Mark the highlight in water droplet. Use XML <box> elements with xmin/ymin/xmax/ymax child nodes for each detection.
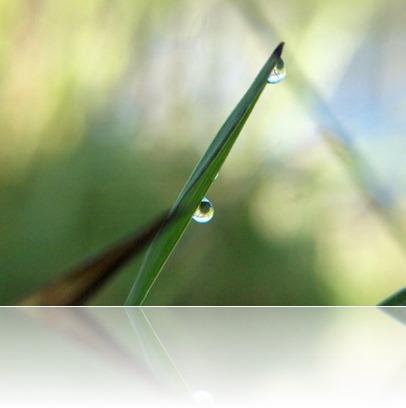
<box><xmin>267</xmin><ymin>58</ymin><xmax>286</xmax><ymax>84</ymax></box>
<box><xmin>192</xmin><ymin>197</ymin><xmax>214</xmax><ymax>224</ymax></box>
<box><xmin>193</xmin><ymin>390</ymin><xmax>214</xmax><ymax>405</ymax></box>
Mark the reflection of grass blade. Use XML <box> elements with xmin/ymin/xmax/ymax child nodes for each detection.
<box><xmin>125</xmin><ymin>308</ymin><xmax>191</xmax><ymax>394</ymax></box>
<box><xmin>379</xmin><ymin>288</ymin><xmax>406</xmax><ymax>306</ymax></box>
<box><xmin>125</xmin><ymin>43</ymin><xmax>285</xmax><ymax>305</ymax></box>
<box><xmin>20</xmin><ymin>212</ymin><xmax>172</xmax><ymax>305</ymax></box>
<box><xmin>21</xmin><ymin>308</ymin><xmax>158</xmax><ymax>383</ymax></box>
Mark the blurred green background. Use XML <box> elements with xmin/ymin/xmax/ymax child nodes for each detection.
<box><xmin>1</xmin><ymin>0</ymin><xmax>405</xmax><ymax>305</ymax></box>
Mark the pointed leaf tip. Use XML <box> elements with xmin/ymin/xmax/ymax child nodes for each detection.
<box><xmin>272</xmin><ymin>42</ymin><xmax>285</xmax><ymax>58</ymax></box>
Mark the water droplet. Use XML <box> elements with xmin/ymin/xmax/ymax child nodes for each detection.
<box><xmin>192</xmin><ymin>197</ymin><xmax>214</xmax><ymax>224</ymax></box>
<box><xmin>267</xmin><ymin>58</ymin><xmax>286</xmax><ymax>84</ymax></box>
<box><xmin>193</xmin><ymin>390</ymin><xmax>214</xmax><ymax>405</ymax></box>
<box><xmin>214</xmin><ymin>173</ymin><xmax>219</xmax><ymax>181</ymax></box>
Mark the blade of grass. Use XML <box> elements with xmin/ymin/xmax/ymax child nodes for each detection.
<box><xmin>378</xmin><ymin>288</ymin><xmax>406</xmax><ymax>306</ymax></box>
<box><xmin>125</xmin><ymin>42</ymin><xmax>285</xmax><ymax>305</ymax></box>
<box><xmin>19</xmin><ymin>211</ymin><xmax>173</xmax><ymax>306</ymax></box>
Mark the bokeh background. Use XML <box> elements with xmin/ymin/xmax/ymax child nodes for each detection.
<box><xmin>0</xmin><ymin>0</ymin><xmax>405</xmax><ymax>305</ymax></box>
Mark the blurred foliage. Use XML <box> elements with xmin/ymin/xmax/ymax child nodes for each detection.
<box><xmin>0</xmin><ymin>0</ymin><xmax>405</xmax><ymax>304</ymax></box>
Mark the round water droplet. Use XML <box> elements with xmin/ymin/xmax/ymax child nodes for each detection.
<box><xmin>192</xmin><ymin>197</ymin><xmax>214</xmax><ymax>224</ymax></box>
<box><xmin>267</xmin><ymin>58</ymin><xmax>286</xmax><ymax>84</ymax></box>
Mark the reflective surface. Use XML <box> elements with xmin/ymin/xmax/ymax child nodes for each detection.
<box><xmin>0</xmin><ymin>307</ymin><xmax>405</xmax><ymax>407</ymax></box>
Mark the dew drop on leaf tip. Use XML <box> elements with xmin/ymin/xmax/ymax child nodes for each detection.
<box><xmin>267</xmin><ymin>58</ymin><xmax>286</xmax><ymax>84</ymax></box>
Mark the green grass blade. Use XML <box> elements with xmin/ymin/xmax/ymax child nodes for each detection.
<box><xmin>125</xmin><ymin>42</ymin><xmax>285</xmax><ymax>305</ymax></box>
<box><xmin>379</xmin><ymin>288</ymin><xmax>406</xmax><ymax>306</ymax></box>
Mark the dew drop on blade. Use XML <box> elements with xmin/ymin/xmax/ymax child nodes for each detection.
<box><xmin>192</xmin><ymin>197</ymin><xmax>214</xmax><ymax>224</ymax></box>
<box><xmin>267</xmin><ymin>58</ymin><xmax>286</xmax><ymax>84</ymax></box>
